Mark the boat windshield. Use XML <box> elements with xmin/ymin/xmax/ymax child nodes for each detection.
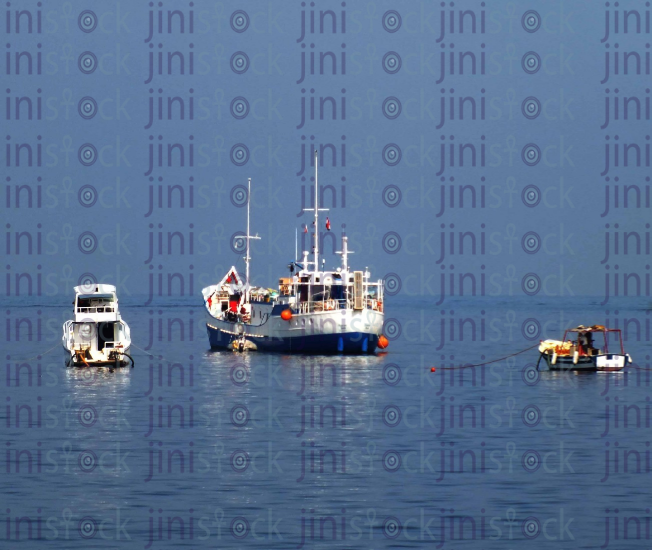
<box><xmin>77</xmin><ymin>294</ymin><xmax>116</xmax><ymax>312</ymax></box>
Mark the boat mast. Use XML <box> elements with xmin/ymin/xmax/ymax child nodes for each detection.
<box><xmin>246</xmin><ymin>177</ymin><xmax>251</xmax><ymax>300</ymax></box>
<box><xmin>244</xmin><ymin>177</ymin><xmax>260</xmax><ymax>303</ymax></box>
<box><xmin>313</xmin><ymin>149</ymin><xmax>319</xmax><ymax>272</ymax></box>
<box><xmin>302</xmin><ymin>150</ymin><xmax>327</xmax><ymax>273</ymax></box>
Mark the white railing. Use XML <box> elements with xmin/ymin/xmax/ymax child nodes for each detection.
<box><xmin>103</xmin><ymin>341</ymin><xmax>124</xmax><ymax>349</ymax></box>
<box><xmin>297</xmin><ymin>300</ymin><xmax>341</xmax><ymax>314</ymax></box>
<box><xmin>296</xmin><ymin>298</ymin><xmax>383</xmax><ymax>314</ymax></box>
<box><xmin>77</xmin><ymin>307</ymin><xmax>115</xmax><ymax>313</ymax></box>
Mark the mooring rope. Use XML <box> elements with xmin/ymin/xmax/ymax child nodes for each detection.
<box><xmin>626</xmin><ymin>364</ymin><xmax>652</xmax><ymax>371</ymax></box>
<box><xmin>5</xmin><ymin>343</ymin><xmax>62</xmax><ymax>362</ymax></box>
<box><xmin>433</xmin><ymin>343</ymin><xmax>541</xmax><ymax>370</ymax></box>
<box><xmin>130</xmin><ymin>343</ymin><xmax>192</xmax><ymax>366</ymax></box>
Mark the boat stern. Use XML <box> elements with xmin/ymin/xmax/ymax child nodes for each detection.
<box><xmin>595</xmin><ymin>354</ymin><xmax>628</xmax><ymax>372</ymax></box>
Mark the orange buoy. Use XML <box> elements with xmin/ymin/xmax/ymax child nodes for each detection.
<box><xmin>378</xmin><ymin>335</ymin><xmax>389</xmax><ymax>349</ymax></box>
<box><xmin>280</xmin><ymin>309</ymin><xmax>293</xmax><ymax>321</ymax></box>
<box><xmin>430</xmin><ymin>367</ymin><xmax>436</xmax><ymax>372</ymax></box>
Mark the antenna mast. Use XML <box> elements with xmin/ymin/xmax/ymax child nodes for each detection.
<box><xmin>244</xmin><ymin>177</ymin><xmax>260</xmax><ymax>303</ymax></box>
<box><xmin>336</xmin><ymin>235</ymin><xmax>353</xmax><ymax>272</ymax></box>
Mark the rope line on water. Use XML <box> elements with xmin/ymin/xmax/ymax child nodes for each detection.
<box><xmin>434</xmin><ymin>343</ymin><xmax>541</xmax><ymax>370</ymax></box>
<box><xmin>434</xmin><ymin>344</ymin><xmax>650</xmax><ymax>373</ymax></box>
<box><xmin>5</xmin><ymin>343</ymin><xmax>62</xmax><ymax>362</ymax></box>
<box><xmin>130</xmin><ymin>343</ymin><xmax>193</xmax><ymax>366</ymax></box>
<box><xmin>626</xmin><ymin>365</ymin><xmax>652</xmax><ymax>371</ymax></box>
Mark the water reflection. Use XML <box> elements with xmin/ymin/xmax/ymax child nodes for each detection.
<box><xmin>5</xmin><ymin>296</ymin><xmax>652</xmax><ymax>549</ymax></box>
<box><xmin>64</xmin><ymin>363</ymin><xmax>133</xmax><ymax>390</ymax></box>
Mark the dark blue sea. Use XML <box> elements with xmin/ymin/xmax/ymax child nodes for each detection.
<box><xmin>2</xmin><ymin>295</ymin><xmax>651</xmax><ymax>549</ymax></box>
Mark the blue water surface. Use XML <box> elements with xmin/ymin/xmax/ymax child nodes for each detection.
<box><xmin>2</xmin><ymin>294</ymin><xmax>650</xmax><ymax>549</ymax></box>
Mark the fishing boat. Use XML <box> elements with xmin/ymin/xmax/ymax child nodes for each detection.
<box><xmin>538</xmin><ymin>325</ymin><xmax>632</xmax><ymax>372</ymax></box>
<box><xmin>62</xmin><ymin>283</ymin><xmax>132</xmax><ymax>367</ymax></box>
<box><xmin>202</xmin><ymin>153</ymin><xmax>387</xmax><ymax>354</ymax></box>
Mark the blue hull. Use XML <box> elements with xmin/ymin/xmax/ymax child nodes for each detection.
<box><xmin>207</xmin><ymin>324</ymin><xmax>379</xmax><ymax>354</ymax></box>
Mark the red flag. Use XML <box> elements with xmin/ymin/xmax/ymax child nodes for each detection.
<box><xmin>326</xmin><ymin>217</ymin><xmax>331</xmax><ymax>231</ymax></box>
<box><xmin>304</xmin><ymin>225</ymin><xmax>308</xmax><ymax>233</ymax></box>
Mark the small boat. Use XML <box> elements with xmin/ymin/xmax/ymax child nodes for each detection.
<box><xmin>202</xmin><ymin>153</ymin><xmax>387</xmax><ymax>354</ymax></box>
<box><xmin>538</xmin><ymin>325</ymin><xmax>632</xmax><ymax>372</ymax></box>
<box><xmin>62</xmin><ymin>283</ymin><xmax>132</xmax><ymax>367</ymax></box>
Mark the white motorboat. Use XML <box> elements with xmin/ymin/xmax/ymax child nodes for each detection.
<box><xmin>62</xmin><ymin>283</ymin><xmax>132</xmax><ymax>367</ymax></box>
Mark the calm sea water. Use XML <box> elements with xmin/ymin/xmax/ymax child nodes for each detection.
<box><xmin>2</xmin><ymin>294</ymin><xmax>651</xmax><ymax>549</ymax></box>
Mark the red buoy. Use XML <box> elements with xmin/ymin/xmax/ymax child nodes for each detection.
<box><xmin>378</xmin><ymin>335</ymin><xmax>389</xmax><ymax>349</ymax></box>
<box><xmin>281</xmin><ymin>309</ymin><xmax>292</xmax><ymax>321</ymax></box>
<box><xmin>430</xmin><ymin>367</ymin><xmax>436</xmax><ymax>372</ymax></box>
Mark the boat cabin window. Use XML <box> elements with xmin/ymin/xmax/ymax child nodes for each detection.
<box><xmin>299</xmin><ymin>283</ymin><xmax>309</xmax><ymax>302</ymax></box>
<box><xmin>76</xmin><ymin>294</ymin><xmax>115</xmax><ymax>312</ymax></box>
<box><xmin>310</xmin><ymin>285</ymin><xmax>326</xmax><ymax>301</ymax></box>
<box><xmin>331</xmin><ymin>284</ymin><xmax>345</xmax><ymax>301</ymax></box>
